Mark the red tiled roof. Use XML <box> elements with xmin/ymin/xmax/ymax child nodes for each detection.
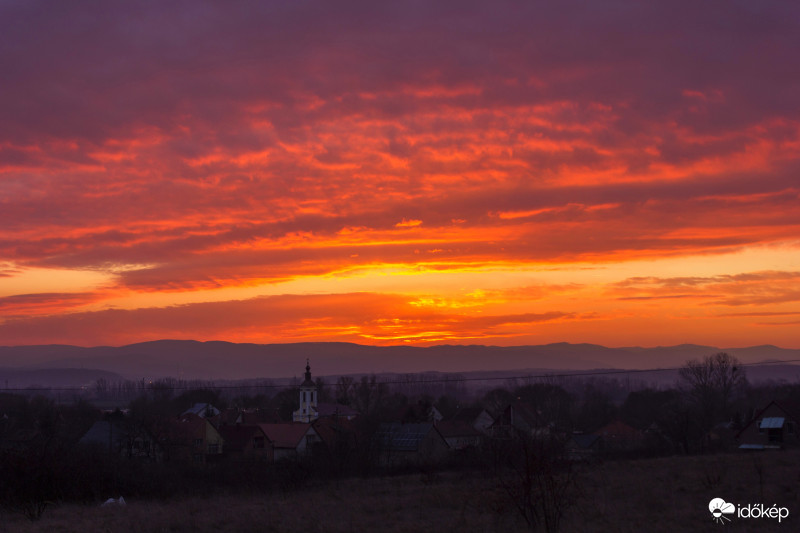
<box><xmin>258</xmin><ymin>423</ymin><xmax>313</xmax><ymax>449</ymax></box>
<box><xmin>218</xmin><ymin>424</ymin><xmax>269</xmax><ymax>451</ymax></box>
<box><xmin>735</xmin><ymin>400</ymin><xmax>800</xmax><ymax>438</ymax></box>
<box><xmin>774</xmin><ymin>399</ymin><xmax>800</xmax><ymax>421</ymax></box>
<box><xmin>177</xmin><ymin>412</ymin><xmax>207</xmax><ymax>433</ymax></box>
<box><xmin>162</xmin><ymin>413</ymin><xmax>210</xmax><ymax>444</ymax></box>
<box><xmin>312</xmin><ymin>417</ymin><xmax>358</xmax><ymax>447</ymax></box>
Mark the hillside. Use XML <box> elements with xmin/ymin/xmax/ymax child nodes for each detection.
<box><xmin>0</xmin><ymin>341</ymin><xmax>798</xmax><ymax>383</ymax></box>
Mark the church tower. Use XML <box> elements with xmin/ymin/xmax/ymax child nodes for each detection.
<box><xmin>292</xmin><ymin>359</ymin><xmax>318</xmax><ymax>422</ymax></box>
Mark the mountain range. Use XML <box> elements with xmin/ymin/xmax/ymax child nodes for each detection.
<box><xmin>1</xmin><ymin>341</ymin><xmax>799</xmax><ymax>387</ymax></box>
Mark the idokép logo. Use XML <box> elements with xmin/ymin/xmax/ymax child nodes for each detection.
<box><xmin>709</xmin><ymin>498</ymin><xmax>735</xmax><ymax>524</ymax></box>
<box><xmin>709</xmin><ymin>497</ymin><xmax>789</xmax><ymax>525</ymax></box>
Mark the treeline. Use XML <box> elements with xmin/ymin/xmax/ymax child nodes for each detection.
<box><xmin>67</xmin><ymin>372</ymin><xmax>469</xmax><ymax>402</ymax></box>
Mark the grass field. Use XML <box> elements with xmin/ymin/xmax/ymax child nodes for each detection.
<box><xmin>2</xmin><ymin>450</ymin><xmax>798</xmax><ymax>532</ymax></box>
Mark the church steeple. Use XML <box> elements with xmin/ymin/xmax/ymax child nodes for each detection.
<box><xmin>300</xmin><ymin>358</ymin><xmax>314</xmax><ymax>388</ymax></box>
<box><xmin>293</xmin><ymin>359</ymin><xmax>318</xmax><ymax>422</ymax></box>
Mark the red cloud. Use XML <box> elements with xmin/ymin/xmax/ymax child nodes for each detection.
<box><xmin>2</xmin><ymin>2</ymin><xmax>799</xmax><ymax>346</ymax></box>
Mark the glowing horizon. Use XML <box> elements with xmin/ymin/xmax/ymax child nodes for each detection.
<box><xmin>2</xmin><ymin>1</ymin><xmax>799</xmax><ymax>348</ymax></box>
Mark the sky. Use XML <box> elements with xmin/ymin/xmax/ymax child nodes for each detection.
<box><xmin>1</xmin><ymin>0</ymin><xmax>799</xmax><ymax>348</ymax></box>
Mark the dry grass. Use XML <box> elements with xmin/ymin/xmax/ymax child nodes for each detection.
<box><xmin>3</xmin><ymin>451</ymin><xmax>799</xmax><ymax>532</ymax></box>
<box><xmin>567</xmin><ymin>450</ymin><xmax>800</xmax><ymax>532</ymax></box>
<box><xmin>0</xmin><ymin>472</ymin><xmax>508</xmax><ymax>533</ymax></box>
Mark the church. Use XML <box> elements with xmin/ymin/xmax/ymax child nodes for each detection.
<box><xmin>291</xmin><ymin>360</ymin><xmax>360</xmax><ymax>422</ymax></box>
<box><xmin>293</xmin><ymin>359</ymin><xmax>319</xmax><ymax>422</ymax></box>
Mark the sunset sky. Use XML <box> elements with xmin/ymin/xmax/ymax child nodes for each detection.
<box><xmin>1</xmin><ymin>1</ymin><xmax>799</xmax><ymax>348</ymax></box>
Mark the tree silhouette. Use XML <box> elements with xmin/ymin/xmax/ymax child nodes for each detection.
<box><xmin>679</xmin><ymin>352</ymin><xmax>747</xmax><ymax>432</ymax></box>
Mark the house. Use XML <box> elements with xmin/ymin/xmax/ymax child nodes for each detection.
<box><xmin>79</xmin><ymin>420</ymin><xmax>161</xmax><ymax>461</ymax></box>
<box><xmin>181</xmin><ymin>403</ymin><xmax>221</xmax><ymax>419</ymax></box>
<box><xmin>436</xmin><ymin>421</ymin><xmax>484</xmax><ymax>450</ymax></box>
<box><xmin>736</xmin><ymin>400</ymin><xmax>800</xmax><ymax>450</ymax></box>
<box><xmin>311</xmin><ymin>416</ymin><xmax>360</xmax><ymax>467</ymax></box>
<box><xmin>592</xmin><ymin>420</ymin><xmax>643</xmax><ymax>451</ymax></box>
<box><xmin>164</xmin><ymin>413</ymin><xmax>225</xmax><ymax>465</ymax></box>
<box><xmin>258</xmin><ymin>422</ymin><xmax>321</xmax><ymax>461</ymax></box>
<box><xmin>218</xmin><ymin>424</ymin><xmax>273</xmax><ymax>462</ymax></box>
<box><xmin>565</xmin><ymin>433</ymin><xmax>603</xmax><ymax>461</ymax></box>
<box><xmin>448</xmin><ymin>407</ymin><xmax>494</xmax><ymax>434</ymax></box>
<box><xmin>214</xmin><ymin>408</ymin><xmax>244</xmax><ymax>426</ymax></box>
<box><xmin>489</xmin><ymin>401</ymin><xmax>551</xmax><ymax>439</ymax></box>
<box><xmin>375</xmin><ymin>422</ymin><xmax>449</xmax><ymax>467</ymax></box>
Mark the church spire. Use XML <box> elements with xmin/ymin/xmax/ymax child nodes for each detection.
<box><xmin>294</xmin><ymin>358</ymin><xmax>318</xmax><ymax>422</ymax></box>
<box><xmin>299</xmin><ymin>358</ymin><xmax>315</xmax><ymax>388</ymax></box>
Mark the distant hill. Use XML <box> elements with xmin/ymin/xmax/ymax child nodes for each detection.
<box><xmin>0</xmin><ymin>341</ymin><xmax>798</xmax><ymax>384</ymax></box>
<box><xmin>0</xmin><ymin>367</ymin><xmax>125</xmax><ymax>389</ymax></box>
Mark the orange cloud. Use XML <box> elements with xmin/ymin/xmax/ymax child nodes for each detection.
<box><xmin>611</xmin><ymin>271</ymin><xmax>800</xmax><ymax>307</ymax></box>
<box><xmin>395</xmin><ymin>219</ymin><xmax>423</xmax><ymax>228</ymax></box>
<box><xmin>2</xmin><ymin>1</ymin><xmax>800</xmax><ymax>347</ymax></box>
<box><xmin>0</xmin><ymin>292</ymin><xmax>107</xmax><ymax>318</ymax></box>
<box><xmin>0</xmin><ymin>292</ymin><xmax>594</xmax><ymax>347</ymax></box>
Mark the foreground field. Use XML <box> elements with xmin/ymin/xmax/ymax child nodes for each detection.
<box><xmin>2</xmin><ymin>450</ymin><xmax>798</xmax><ymax>532</ymax></box>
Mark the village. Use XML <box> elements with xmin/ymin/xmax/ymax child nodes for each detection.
<box><xmin>1</xmin><ymin>352</ymin><xmax>799</xmax><ymax>532</ymax></box>
<box><xmin>73</xmin><ymin>359</ymin><xmax>800</xmax><ymax>465</ymax></box>
<box><xmin>2</xmin><ymin>354</ymin><xmax>799</xmax><ymax>512</ymax></box>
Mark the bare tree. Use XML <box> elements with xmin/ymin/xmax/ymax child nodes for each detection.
<box><xmin>335</xmin><ymin>376</ymin><xmax>354</xmax><ymax>405</ymax></box>
<box><xmin>679</xmin><ymin>352</ymin><xmax>747</xmax><ymax>432</ymax></box>
<box><xmin>490</xmin><ymin>434</ymin><xmax>580</xmax><ymax>532</ymax></box>
<box><xmin>352</xmin><ymin>375</ymin><xmax>386</xmax><ymax>415</ymax></box>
